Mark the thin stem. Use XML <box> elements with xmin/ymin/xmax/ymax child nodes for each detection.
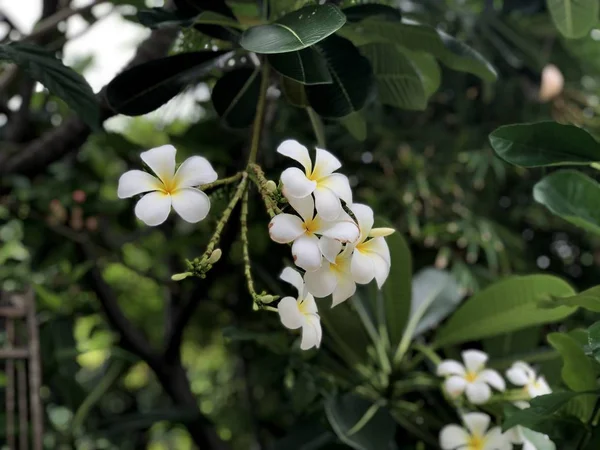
<box><xmin>240</xmin><ymin>187</ymin><xmax>257</xmax><ymax>299</ymax></box>
<box><xmin>248</xmin><ymin>163</ymin><xmax>282</xmax><ymax>217</ymax></box>
<box><xmin>200</xmin><ymin>172</ymin><xmax>243</xmax><ymax>192</ymax></box>
<box><xmin>247</xmin><ymin>61</ymin><xmax>270</xmax><ymax>165</ymax></box>
<box><xmin>412</xmin><ymin>343</ymin><xmax>442</xmax><ymax>367</ymax></box>
<box><xmin>307</xmin><ymin>107</ymin><xmax>326</xmax><ymax>148</ymax></box>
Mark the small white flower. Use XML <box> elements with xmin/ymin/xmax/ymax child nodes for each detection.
<box><xmin>506</xmin><ymin>425</ymin><xmax>553</xmax><ymax>450</ymax></box>
<box><xmin>437</xmin><ymin>350</ymin><xmax>506</xmax><ymax>404</ymax></box>
<box><xmin>278</xmin><ymin>139</ymin><xmax>352</xmax><ymax>221</ymax></box>
<box><xmin>304</xmin><ymin>245</ymin><xmax>356</xmax><ymax>307</ymax></box>
<box><xmin>277</xmin><ymin>267</ymin><xmax>322</xmax><ymax>350</ymax></box>
<box><xmin>506</xmin><ymin>361</ymin><xmax>551</xmax><ymax>399</ymax></box>
<box><xmin>440</xmin><ymin>412</ymin><xmax>510</xmax><ymax>450</ymax></box>
<box><xmin>268</xmin><ymin>195</ymin><xmax>358</xmax><ymax>272</ymax></box>
<box><xmin>117</xmin><ymin>145</ymin><xmax>217</xmax><ymax>226</ymax></box>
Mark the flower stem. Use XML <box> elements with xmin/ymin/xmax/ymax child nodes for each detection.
<box><xmin>248</xmin><ymin>163</ymin><xmax>282</xmax><ymax>217</ymax></box>
<box><xmin>200</xmin><ymin>172</ymin><xmax>243</xmax><ymax>192</ymax></box>
<box><xmin>412</xmin><ymin>343</ymin><xmax>442</xmax><ymax>367</ymax></box>
<box><xmin>307</xmin><ymin>107</ymin><xmax>326</xmax><ymax>148</ymax></box>
<box><xmin>240</xmin><ymin>187</ymin><xmax>257</xmax><ymax>299</ymax></box>
<box><xmin>247</xmin><ymin>61</ymin><xmax>270</xmax><ymax>165</ymax></box>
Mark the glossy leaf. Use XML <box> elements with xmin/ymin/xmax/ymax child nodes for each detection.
<box><xmin>325</xmin><ymin>394</ymin><xmax>395</xmax><ymax>450</ymax></box>
<box><xmin>306</xmin><ymin>35</ymin><xmax>374</xmax><ymax>118</ymax></box>
<box><xmin>267</xmin><ymin>47</ymin><xmax>332</xmax><ymax>85</ymax></box>
<box><xmin>533</xmin><ymin>170</ymin><xmax>600</xmax><ymax>236</ymax></box>
<box><xmin>435</xmin><ymin>275</ymin><xmax>576</xmax><ymax>347</ymax></box>
<box><xmin>106</xmin><ymin>51</ymin><xmax>227</xmax><ymax>116</ymax></box>
<box><xmin>489</xmin><ymin>122</ymin><xmax>600</xmax><ymax>167</ymax></box>
<box><xmin>0</xmin><ymin>42</ymin><xmax>100</xmax><ymax>129</ymax></box>
<box><xmin>240</xmin><ymin>4</ymin><xmax>346</xmax><ymax>54</ymax></box>
<box><xmin>211</xmin><ymin>67</ymin><xmax>262</xmax><ymax>128</ymax></box>
<box><xmin>343</xmin><ymin>4</ymin><xmax>402</xmax><ymax>22</ymax></box>
<box><xmin>547</xmin><ymin>0</ymin><xmax>598</xmax><ymax>39</ymax></box>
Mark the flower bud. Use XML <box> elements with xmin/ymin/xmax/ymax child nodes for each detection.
<box><xmin>265</xmin><ymin>180</ymin><xmax>277</xmax><ymax>193</ymax></box>
<box><xmin>257</xmin><ymin>294</ymin><xmax>278</xmax><ymax>304</ymax></box>
<box><xmin>539</xmin><ymin>64</ymin><xmax>564</xmax><ymax>103</ymax></box>
<box><xmin>208</xmin><ymin>248</ymin><xmax>222</xmax><ymax>264</ymax></box>
<box><xmin>171</xmin><ymin>272</ymin><xmax>192</xmax><ymax>281</ymax></box>
<box><xmin>369</xmin><ymin>227</ymin><xmax>395</xmax><ymax>237</ymax></box>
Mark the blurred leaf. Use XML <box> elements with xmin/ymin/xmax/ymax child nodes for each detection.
<box><xmin>211</xmin><ymin>67</ymin><xmax>262</xmax><ymax>128</ymax></box>
<box><xmin>0</xmin><ymin>42</ymin><xmax>100</xmax><ymax>129</ymax></box>
<box><xmin>542</xmin><ymin>285</ymin><xmax>600</xmax><ymax>312</ymax></box>
<box><xmin>533</xmin><ymin>170</ymin><xmax>600</xmax><ymax>236</ymax></box>
<box><xmin>521</xmin><ymin>428</ymin><xmax>556</xmax><ymax>450</ymax></box>
<box><xmin>325</xmin><ymin>394</ymin><xmax>395</xmax><ymax>450</ymax></box>
<box><xmin>106</xmin><ymin>51</ymin><xmax>228</xmax><ymax>116</ymax></box>
<box><xmin>435</xmin><ymin>275</ymin><xmax>576</xmax><ymax>347</ymax></box>
<box><xmin>402</xmin><ymin>50</ymin><xmax>441</xmax><ymax>97</ymax></box>
<box><xmin>281</xmin><ymin>76</ymin><xmax>309</xmax><ymax>107</ymax></box>
<box><xmin>546</xmin><ymin>0</ymin><xmax>598</xmax><ymax>38</ymax></box>
<box><xmin>343</xmin><ymin>4</ymin><xmax>402</xmax><ymax>22</ymax></box>
<box><xmin>271</xmin><ymin>419</ymin><xmax>334</xmax><ymax>450</ymax></box>
<box><xmin>241</xmin><ymin>4</ymin><xmax>346</xmax><ymax>54</ymax></box>
<box><xmin>339</xmin><ymin>111</ymin><xmax>367</xmax><ymax>141</ymax></box>
<box><xmin>587</xmin><ymin>321</ymin><xmax>600</xmax><ymax>363</ymax></box>
<box><xmin>137</xmin><ymin>7</ymin><xmax>193</xmax><ymax>28</ymax></box>
<box><xmin>489</xmin><ymin>122</ymin><xmax>600</xmax><ymax>167</ymax></box>
<box><xmin>268</xmin><ymin>48</ymin><xmax>333</xmax><ymax>85</ymax></box>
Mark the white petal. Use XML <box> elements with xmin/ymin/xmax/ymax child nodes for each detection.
<box><xmin>277</xmin><ymin>139</ymin><xmax>312</xmax><ymax>173</ymax></box>
<box><xmin>313</xmin><ymin>148</ymin><xmax>342</xmax><ymax>179</ymax></box>
<box><xmin>351</xmin><ymin>249</ymin><xmax>375</xmax><ymax>285</ymax></box>
<box><xmin>300</xmin><ymin>293</ymin><xmax>318</xmax><ymax>314</ymax></box>
<box><xmin>331</xmin><ymin>275</ymin><xmax>356</xmax><ymax>307</ymax></box>
<box><xmin>443</xmin><ymin>375</ymin><xmax>467</xmax><ymax>398</ymax></box>
<box><xmin>465</xmin><ymin>381</ymin><xmax>492</xmax><ymax>404</ymax></box>
<box><xmin>522</xmin><ymin>440</ymin><xmax>537</xmax><ymax>450</ymax></box>
<box><xmin>134</xmin><ymin>192</ymin><xmax>172</xmax><ymax>226</ymax></box>
<box><xmin>292</xmin><ymin>234</ymin><xmax>322</xmax><ymax>272</ymax></box>
<box><xmin>304</xmin><ymin>264</ymin><xmax>337</xmax><ymax>298</ymax></box>
<box><xmin>506</xmin><ymin>366</ymin><xmax>529</xmax><ymax>387</ymax></box>
<box><xmin>287</xmin><ymin>194</ymin><xmax>315</xmax><ymax>223</ymax></box>
<box><xmin>301</xmin><ymin>314</ymin><xmax>321</xmax><ymax>350</ymax></box>
<box><xmin>281</xmin><ymin>167</ymin><xmax>317</xmax><ymax>198</ymax></box>
<box><xmin>319</xmin><ymin>220</ymin><xmax>359</xmax><ymax>243</ymax></box>
<box><xmin>462</xmin><ymin>349</ymin><xmax>488</xmax><ymax>373</ymax></box>
<box><xmin>140</xmin><ymin>145</ymin><xmax>176</xmax><ymax>183</ymax></box>
<box><xmin>278</xmin><ymin>296</ymin><xmax>303</xmax><ymax>329</ymax></box>
<box><xmin>362</xmin><ymin>237</ymin><xmax>391</xmax><ymax>265</ymax></box>
<box><xmin>171</xmin><ymin>188</ymin><xmax>211</xmax><ymax>223</ymax></box>
<box><xmin>436</xmin><ymin>360</ymin><xmax>466</xmax><ymax>377</ymax></box>
<box><xmin>505</xmin><ymin>427</ymin><xmax>524</xmax><ymax>445</ymax></box>
<box><xmin>319</xmin><ymin>237</ymin><xmax>343</xmax><ymax>264</ymax></box>
<box><xmin>369</xmin><ymin>227</ymin><xmax>395</xmax><ymax>238</ymax></box>
<box><xmin>477</xmin><ymin>369</ymin><xmax>506</xmax><ymax>392</ymax></box>
<box><xmin>314</xmin><ymin>186</ymin><xmax>342</xmax><ymax>221</ymax></box>
<box><xmin>372</xmin><ymin>254</ymin><xmax>390</xmax><ymax>289</ymax></box>
<box><xmin>529</xmin><ymin>376</ymin><xmax>552</xmax><ymax>398</ymax></box>
<box><xmin>483</xmin><ymin>427</ymin><xmax>511</xmax><ymax>450</ymax></box>
<box><xmin>269</xmin><ymin>214</ymin><xmax>305</xmax><ymax>244</ymax></box>
<box><xmin>280</xmin><ymin>267</ymin><xmax>305</xmax><ymax>297</ymax></box>
<box><xmin>174</xmin><ymin>156</ymin><xmax>218</xmax><ymax>188</ymax></box>
<box><xmin>351</xmin><ymin>203</ymin><xmax>374</xmax><ymax>242</ymax></box>
<box><xmin>117</xmin><ymin>170</ymin><xmax>161</xmax><ymax>198</ymax></box>
<box><xmin>320</xmin><ymin>173</ymin><xmax>352</xmax><ymax>204</ymax></box>
<box><xmin>463</xmin><ymin>412</ymin><xmax>491</xmax><ymax>437</ymax></box>
<box><xmin>439</xmin><ymin>425</ymin><xmax>469</xmax><ymax>450</ymax></box>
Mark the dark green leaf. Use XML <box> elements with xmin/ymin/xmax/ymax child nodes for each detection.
<box><xmin>306</xmin><ymin>35</ymin><xmax>374</xmax><ymax>118</ymax></box>
<box><xmin>339</xmin><ymin>111</ymin><xmax>367</xmax><ymax>141</ymax></box>
<box><xmin>343</xmin><ymin>4</ymin><xmax>402</xmax><ymax>22</ymax></box>
<box><xmin>211</xmin><ymin>67</ymin><xmax>262</xmax><ymax>128</ymax></box>
<box><xmin>271</xmin><ymin>419</ymin><xmax>335</xmax><ymax>450</ymax></box>
<box><xmin>174</xmin><ymin>0</ymin><xmax>234</xmax><ymax>18</ymax></box>
<box><xmin>586</xmin><ymin>321</ymin><xmax>600</xmax><ymax>363</ymax></box>
<box><xmin>107</xmin><ymin>51</ymin><xmax>227</xmax><ymax>116</ymax></box>
<box><xmin>267</xmin><ymin>47</ymin><xmax>332</xmax><ymax>85</ymax></box>
<box><xmin>489</xmin><ymin>122</ymin><xmax>600</xmax><ymax>167</ymax></box>
<box><xmin>533</xmin><ymin>170</ymin><xmax>600</xmax><ymax>235</ymax></box>
<box><xmin>280</xmin><ymin>76</ymin><xmax>308</xmax><ymax>107</ymax></box>
<box><xmin>0</xmin><ymin>42</ymin><xmax>100</xmax><ymax>129</ymax></box>
<box><xmin>402</xmin><ymin>50</ymin><xmax>441</xmax><ymax>97</ymax></box>
<box><xmin>547</xmin><ymin>0</ymin><xmax>598</xmax><ymax>39</ymax></box>
<box><xmin>137</xmin><ymin>7</ymin><xmax>193</xmax><ymax>28</ymax></box>
<box><xmin>172</xmin><ymin>0</ymin><xmax>239</xmax><ymax>41</ymax></box>
<box><xmin>325</xmin><ymin>394</ymin><xmax>395</xmax><ymax>450</ymax></box>
<box><xmin>240</xmin><ymin>4</ymin><xmax>346</xmax><ymax>54</ymax></box>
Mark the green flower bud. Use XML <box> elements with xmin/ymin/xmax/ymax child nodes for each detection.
<box><xmin>171</xmin><ymin>272</ymin><xmax>192</xmax><ymax>281</ymax></box>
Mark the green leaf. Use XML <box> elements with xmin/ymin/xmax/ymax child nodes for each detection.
<box><xmin>211</xmin><ymin>67</ymin><xmax>262</xmax><ymax>128</ymax></box>
<box><xmin>435</xmin><ymin>275</ymin><xmax>576</xmax><ymax>347</ymax></box>
<box><xmin>172</xmin><ymin>0</ymin><xmax>240</xmax><ymax>41</ymax></box>
<box><xmin>542</xmin><ymin>286</ymin><xmax>600</xmax><ymax>312</ymax></box>
<box><xmin>546</xmin><ymin>0</ymin><xmax>598</xmax><ymax>39</ymax></box>
<box><xmin>343</xmin><ymin>4</ymin><xmax>402</xmax><ymax>22</ymax></box>
<box><xmin>0</xmin><ymin>42</ymin><xmax>100</xmax><ymax>129</ymax></box>
<box><xmin>533</xmin><ymin>170</ymin><xmax>600</xmax><ymax>235</ymax></box>
<box><xmin>325</xmin><ymin>394</ymin><xmax>395</xmax><ymax>450</ymax></box>
<box><xmin>339</xmin><ymin>111</ymin><xmax>367</xmax><ymax>142</ymax></box>
<box><xmin>402</xmin><ymin>50</ymin><xmax>441</xmax><ymax>98</ymax></box>
<box><xmin>137</xmin><ymin>7</ymin><xmax>193</xmax><ymax>28</ymax></box>
<box><xmin>267</xmin><ymin>47</ymin><xmax>332</xmax><ymax>85</ymax></box>
<box><xmin>240</xmin><ymin>4</ymin><xmax>346</xmax><ymax>54</ymax></box>
<box><xmin>359</xmin><ymin>43</ymin><xmax>427</xmax><ymax>110</ymax></box>
<box><xmin>489</xmin><ymin>122</ymin><xmax>600</xmax><ymax>167</ymax></box>
<box><xmin>106</xmin><ymin>51</ymin><xmax>228</xmax><ymax>116</ymax></box>
<box><xmin>305</xmin><ymin>35</ymin><xmax>374</xmax><ymax>118</ymax></box>
<box><xmin>586</xmin><ymin>321</ymin><xmax>600</xmax><ymax>363</ymax></box>
<box><xmin>280</xmin><ymin>76</ymin><xmax>308</xmax><ymax>107</ymax></box>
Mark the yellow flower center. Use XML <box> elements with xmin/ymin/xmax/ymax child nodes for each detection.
<box><xmin>297</xmin><ymin>299</ymin><xmax>310</xmax><ymax>315</ymax></box>
<box><xmin>465</xmin><ymin>371</ymin><xmax>478</xmax><ymax>383</ymax></box>
<box><xmin>159</xmin><ymin>177</ymin><xmax>178</xmax><ymax>195</ymax></box>
<box><xmin>303</xmin><ymin>218</ymin><xmax>318</xmax><ymax>235</ymax></box>
<box><xmin>467</xmin><ymin>435</ymin><xmax>485</xmax><ymax>450</ymax></box>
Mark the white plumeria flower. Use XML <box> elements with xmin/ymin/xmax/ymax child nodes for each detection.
<box><xmin>506</xmin><ymin>361</ymin><xmax>551</xmax><ymax>399</ymax></box>
<box><xmin>347</xmin><ymin>203</ymin><xmax>394</xmax><ymax>288</ymax></box>
<box><xmin>278</xmin><ymin>139</ymin><xmax>352</xmax><ymax>221</ymax></box>
<box><xmin>506</xmin><ymin>425</ymin><xmax>553</xmax><ymax>450</ymax></box>
<box><xmin>437</xmin><ymin>350</ymin><xmax>506</xmax><ymax>405</ymax></box>
<box><xmin>268</xmin><ymin>194</ymin><xmax>359</xmax><ymax>272</ymax></box>
<box><xmin>117</xmin><ymin>145</ymin><xmax>217</xmax><ymax>226</ymax></box>
<box><xmin>440</xmin><ymin>412</ymin><xmax>510</xmax><ymax>450</ymax></box>
<box><xmin>277</xmin><ymin>267</ymin><xmax>322</xmax><ymax>350</ymax></box>
<box><xmin>304</xmin><ymin>244</ymin><xmax>356</xmax><ymax>307</ymax></box>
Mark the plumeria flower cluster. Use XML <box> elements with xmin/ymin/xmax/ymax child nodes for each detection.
<box><xmin>436</xmin><ymin>350</ymin><xmax>554</xmax><ymax>450</ymax></box>
<box><xmin>269</xmin><ymin>140</ymin><xmax>394</xmax><ymax>350</ymax></box>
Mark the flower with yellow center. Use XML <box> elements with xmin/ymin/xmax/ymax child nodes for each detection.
<box><xmin>268</xmin><ymin>195</ymin><xmax>358</xmax><ymax>272</ymax></box>
<box><xmin>117</xmin><ymin>145</ymin><xmax>217</xmax><ymax>226</ymax></box>
<box><xmin>436</xmin><ymin>350</ymin><xmax>505</xmax><ymax>405</ymax></box>
<box><xmin>277</xmin><ymin>139</ymin><xmax>352</xmax><ymax>221</ymax></box>
<box><xmin>506</xmin><ymin>361</ymin><xmax>551</xmax><ymax>399</ymax></box>
<box><xmin>440</xmin><ymin>413</ymin><xmax>510</xmax><ymax>450</ymax></box>
<box><xmin>304</xmin><ymin>245</ymin><xmax>357</xmax><ymax>307</ymax></box>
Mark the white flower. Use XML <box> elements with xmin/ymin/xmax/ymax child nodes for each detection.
<box><xmin>440</xmin><ymin>412</ymin><xmax>510</xmax><ymax>450</ymax></box>
<box><xmin>277</xmin><ymin>267</ymin><xmax>322</xmax><ymax>350</ymax></box>
<box><xmin>117</xmin><ymin>145</ymin><xmax>217</xmax><ymax>226</ymax></box>
<box><xmin>304</xmin><ymin>245</ymin><xmax>356</xmax><ymax>307</ymax></box>
<box><xmin>506</xmin><ymin>361</ymin><xmax>551</xmax><ymax>399</ymax></box>
<box><xmin>437</xmin><ymin>350</ymin><xmax>506</xmax><ymax>404</ymax></box>
<box><xmin>347</xmin><ymin>204</ymin><xmax>394</xmax><ymax>288</ymax></box>
<box><xmin>268</xmin><ymin>195</ymin><xmax>358</xmax><ymax>272</ymax></box>
<box><xmin>278</xmin><ymin>139</ymin><xmax>352</xmax><ymax>221</ymax></box>
<box><xmin>506</xmin><ymin>425</ymin><xmax>553</xmax><ymax>450</ymax></box>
